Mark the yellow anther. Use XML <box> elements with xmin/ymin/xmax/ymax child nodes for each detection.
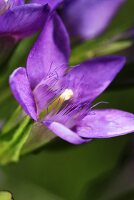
<box><xmin>39</xmin><ymin>89</ymin><xmax>74</xmax><ymax>119</ymax></box>
<box><xmin>59</xmin><ymin>89</ymin><xmax>73</xmax><ymax>101</ymax></box>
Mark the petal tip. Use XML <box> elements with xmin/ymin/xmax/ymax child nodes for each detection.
<box><xmin>45</xmin><ymin>121</ymin><xmax>91</xmax><ymax>145</ymax></box>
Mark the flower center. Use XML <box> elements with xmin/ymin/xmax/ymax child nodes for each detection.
<box><xmin>49</xmin><ymin>88</ymin><xmax>74</xmax><ymax>112</ymax></box>
<box><xmin>59</xmin><ymin>89</ymin><xmax>73</xmax><ymax>101</ymax></box>
<box><xmin>43</xmin><ymin>88</ymin><xmax>89</xmax><ymax>128</ymax></box>
<box><xmin>39</xmin><ymin>88</ymin><xmax>74</xmax><ymax>120</ymax></box>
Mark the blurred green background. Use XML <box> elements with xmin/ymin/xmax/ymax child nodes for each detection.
<box><xmin>0</xmin><ymin>0</ymin><xmax>134</xmax><ymax>199</ymax></box>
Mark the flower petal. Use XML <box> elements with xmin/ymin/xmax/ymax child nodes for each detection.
<box><xmin>0</xmin><ymin>0</ymin><xmax>8</xmax><ymax>15</ymax></box>
<box><xmin>44</xmin><ymin>121</ymin><xmax>91</xmax><ymax>144</ymax></box>
<box><xmin>0</xmin><ymin>0</ymin><xmax>24</xmax><ymax>15</ymax></box>
<box><xmin>9</xmin><ymin>67</ymin><xmax>37</xmax><ymax>120</ymax></box>
<box><xmin>33</xmin><ymin>76</ymin><xmax>60</xmax><ymax>114</ymax></box>
<box><xmin>0</xmin><ymin>4</ymin><xmax>50</xmax><ymax>39</ymax></box>
<box><xmin>61</xmin><ymin>0</ymin><xmax>125</xmax><ymax>40</ymax></box>
<box><xmin>9</xmin><ymin>0</ymin><xmax>24</xmax><ymax>8</ymax></box>
<box><xmin>27</xmin><ymin>13</ymin><xmax>70</xmax><ymax>89</ymax></box>
<box><xmin>65</xmin><ymin>56</ymin><xmax>126</xmax><ymax>104</ymax></box>
<box><xmin>77</xmin><ymin>109</ymin><xmax>134</xmax><ymax>138</ymax></box>
<box><xmin>30</xmin><ymin>0</ymin><xmax>63</xmax><ymax>9</ymax></box>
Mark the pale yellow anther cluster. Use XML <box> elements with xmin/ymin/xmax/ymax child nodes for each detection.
<box><xmin>59</xmin><ymin>89</ymin><xmax>74</xmax><ymax>101</ymax></box>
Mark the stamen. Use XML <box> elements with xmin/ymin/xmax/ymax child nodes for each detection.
<box><xmin>59</xmin><ymin>89</ymin><xmax>73</xmax><ymax>101</ymax></box>
<box><xmin>90</xmin><ymin>101</ymin><xmax>109</xmax><ymax>111</ymax></box>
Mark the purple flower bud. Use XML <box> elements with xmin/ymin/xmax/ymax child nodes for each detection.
<box><xmin>32</xmin><ymin>0</ymin><xmax>125</xmax><ymax>40</ymax></box>
<box><xmin>60</xmin><ymin>0</ymin><xmax>126</xmax><ymax>40</ymax></box>
<box><xmin>0</xmin><ymin>0</ymin><xmax>50</xmax><ymax>40</ymax></box>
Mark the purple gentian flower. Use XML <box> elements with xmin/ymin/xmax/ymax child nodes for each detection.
<box><xmin>31</xmin><ymin>0</ymin><xmax>125</xmax><ymax>40</ymax></box>
<box><xmin>60</xmin><ymin>0</ymin><xmax>125</xmax><ymax>40</ymax></box>
<box><xmin>9</xmin><ymin>13</ymin><xmax>134</xmax><ymax>144</ymax></box>
<box><xmin>30</xmin><ymin>0</ymin><xmax>63</xmax><ymax>10</ymax></box>
<box><xmin>0</xmin><ymin>0</ymin><xmax>50</xmax><ymax>40</ymax></box>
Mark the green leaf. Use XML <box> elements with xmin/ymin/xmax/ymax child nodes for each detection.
<box><xmin>2</xmin><ymin>106</ymin><xmax>22</xmax><ymax>134</ymax></box>
<box><xmin>0</xmin><ymin>104</ymin><xmax>56</xmax><ymax>161</ymax></box>
<box><xmin>94</xmin><ymin>41</ymin><xmax>133</xmax><ymax>57</ymax></box>
<box><xmin>70</xmin><ymin>39</ymin><xmax>133</xmax><ymax>66</ymax></box>
<box><xmin>0</xmin><ymin>191</ymin><xmax>13</xmax><ymax>200</ymax></box>
<box><xmin>22</xmin><ymin>122</ymin><xmax>56</xmax><ymax>155</ymax></box>
<box><xmin>0</xmin><ymin>116</ymin><xmax>31</xmax><ymax>165</ymax></box>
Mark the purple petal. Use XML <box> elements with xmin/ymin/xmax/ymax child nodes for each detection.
<box><xmin>0</xmin><ymin>0</ymin><xmax>8</xmax><ymax>15</ymax></box>
<box><xmin>30</xmin><ymin>0</ymin><xmax>63</xmax><ymax>9</ymax></box>
<box><xmin>33</xmin><ymin>84</ymin><xmax>54</xmax><ymax>115</ymax></box>
<box><xmin>0</xmin><ymin>0</ymin><xmax>6</xmax><ymax>7</ymax></box>
<box><xmin>77</xmin><ymin>109</ymin><xmax>134</xmax><ymax>138</ymax></box>
<box><xmin>65</xmin><ymin>56</ymin><xmax>126</xmax><ymax>104</ymax></box>
<box><xmin>61</xmin><ymin>0</ymin><xmax>125</xmax><ymax>40</ymax></box>
<box><xmin>27</xmin><ymin>13</ymin><xmax>70</xmax><ymax>89</ymax></box>
<box><xmin>9</xmin><ymin>67</ymin><xmax>37</xmax><ymax>120</ymax></box>
<box><xmin>0</xmin><ymin>4</ymin><xmax>50</xmax><ymax>39</ymax></box>
<box><xmin>33</xmin><ymin>76</ymin><xmax>60</xmax><ymax>114</ymax></box>
<box><xmin>44</xmin><ymin>121</ymin><xmax>91</xmax><ymax>144</ymax></box>
<box><xmin>8</xmin><ymin>0</ymin><xmax>24</xmax><ymax>8</ymax></box>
